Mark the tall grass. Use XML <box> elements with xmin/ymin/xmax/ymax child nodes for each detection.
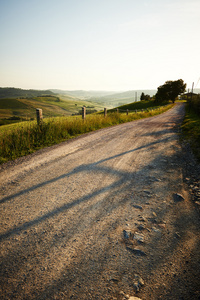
<box><xmin>188</xmin><ymin>94</ymin><xmax>200</xmax><ymax>115</ymax></box>
<box><xmin>0</xmin><ymin>104</ymin><xmax>173</xmax><ymax>164</ymax></box>
<box><xmin>181</xmin><ymin>104</ymin><xmax>200</xmax><ymax>162</ymax></box>
<box><xmin>110</xmin><ymin>99</ymin><xmax>170</xmax><ymax>111</ymax></box>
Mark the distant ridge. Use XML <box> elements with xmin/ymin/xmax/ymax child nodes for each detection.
<box><xmin>50</xmin><ymin>89</ymin><xmax>157</xmax><ymax>101</ymax></box>
<box><xmin>94</xmin><ymin>90</ymin><xmax>157</xmax><ymax>101</ymax></box>
<box><xmin>1</xmin><ymin>87</ymin><xmax>198</xmax><ymax>101</ymax></box>
<box><xmin>50</xmin><ymin>89</ymin><xmax>116</xmax><ymax>99</ymax></box>
<box><xmin>0</xmin><ymin>87</ymin><xmax>55</xmax><ymax>99</ymax></box>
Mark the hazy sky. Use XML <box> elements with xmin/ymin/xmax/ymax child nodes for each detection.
<box><xmin>0</xmin><ymin>0</ymin><xmax>199</xmax><ymax>91</ymax></box>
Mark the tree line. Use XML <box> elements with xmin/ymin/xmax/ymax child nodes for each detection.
<box><xmin>140</xmin><ymin>79</ymin><xmax>187</xmax><ymax>104</ymax></box>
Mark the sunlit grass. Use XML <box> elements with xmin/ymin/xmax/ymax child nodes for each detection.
<box><xmin>181</xmin><ymin>105</ymin><xmax>200</xmax><ymax>162</ymax></box>
<box><xmin>0</xmin><ymin>104</ymin><xmax>173</xmax><ymax>164</ymax></box>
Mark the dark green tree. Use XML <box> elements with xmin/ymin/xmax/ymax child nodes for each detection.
<box><xmin>155</xmin><ymin>79</ymin><xmax>186</xmax><ymax>103</ymax></box>
<box><xmin>140</xmin><ymin>92</ymin><xmax>145</xmax><ymax>100</ymax></box>
<box><xmin>140</xmin><ymin>92</ymin><xmax>151</xmax><ymax>101</ymax></box>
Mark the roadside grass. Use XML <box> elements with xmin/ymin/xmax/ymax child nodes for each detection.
<box><xmin>0</xmin><ymin>103</ymin><xmax>173</xmax><ymax>164</ymax></box>
<box><xmin>0</xmin><ymin>96</ymin><xmax>109</xmax><ymax>123</ymax></box>
<box><xmin>109</xmin><ymin>99</ymin><xmax>170</xmax><ymax>112</ymax></box>
<box><xmin>181</xmin><ymin>105</ymin><xmax>200</xmax><ymax>162</ymax></box>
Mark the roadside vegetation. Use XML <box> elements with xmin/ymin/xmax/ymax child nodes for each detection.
<box><xmin>0</xmin><ymin>95</ymin><xmax>107</xmax><ymax>125</ymax></box>
<box><xmin>181</xmin><ymin>94</ymin><xmax>200</xmax><ymax>162</ymax></box>
<box><xmin>0</xmin><ymin>102</ymin><xmax>173</xmax><ymax>164</ymax></box>
<box><xmin>109</xmin><ymin>99</ymin><xmax>169</xmax><ymax>111</ymax></box>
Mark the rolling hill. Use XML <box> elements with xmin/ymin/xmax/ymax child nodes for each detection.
<box><xmin>0</xmin><ymin>87</ymin><xmax>55</xmax><ymax>99</ymax></box>
<box><xmin>0</xmin><ymin>93</ymin><xmax>112</xmax><ymax>125</ymax></box>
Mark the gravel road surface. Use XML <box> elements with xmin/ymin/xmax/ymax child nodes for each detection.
<box><xmin>0</xmin><ymin>103</ymin><xmax>200</xmax><ymax>300</ymax></box>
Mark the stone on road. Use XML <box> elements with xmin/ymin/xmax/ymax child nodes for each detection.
<box><xmin>0</xmin><ymin>103</ymin><xmax>200</xmax><ymax>299</ymax></box>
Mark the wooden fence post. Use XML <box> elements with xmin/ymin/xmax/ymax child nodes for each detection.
<box><xmin>36</xmin><ymin>108</ymin><xmax>43</xmax><ymax>125</ymax></box>
<box><xmin>126</xmin><ymin>109</ymin><xmax>129</xmax><ymax>115</ymax></box>
<box><xmin>82</xmin><ymin>106</ymin><xmax>86</xmax><ymax>120</ymax></box>
<box><xmin>104</xmin><ymin>108</ymin><xmax>107</xmax><ymax>118</ymax></box>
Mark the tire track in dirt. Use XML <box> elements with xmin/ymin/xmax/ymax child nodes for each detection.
<box><xmin>0</xmin><ymin>103</ymin><xmax>200</xmax><ymax>299</ymax></box>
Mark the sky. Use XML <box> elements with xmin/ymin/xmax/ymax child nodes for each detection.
<box><xmin>0</xmin><ymin>0</ymin><xmax>200</xmax><ymax>91</ymax></box>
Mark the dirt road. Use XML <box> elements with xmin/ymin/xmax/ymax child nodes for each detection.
<box><xmin>0</xmin><ymin>103</ymin><xmax>200</xmax><ymax>300</ymax></box>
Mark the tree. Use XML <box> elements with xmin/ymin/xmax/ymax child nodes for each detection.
<box><xmin>155</xmin><ymin>79</ymin><xmax>186</xmax><ymax>103</ymax></box>
<box><xmin>140</xmin><ymin>92</ymin><xmax>151</xmax><ymax>101</ymax></box>
<box><xmin>140</xmin><ymin>92</ymin><xmax>145</xmax><ymax>101</ymax></box>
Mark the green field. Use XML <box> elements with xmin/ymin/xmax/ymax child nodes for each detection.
<box><xmin>0</xmin><ymin>88</ymin><xmax>159</xmax><ymax>125</ymax></box>
<box><xmin>0</xmin><ymin>95</ymin><xmax>112</xmax><ymax>125</ymax></box>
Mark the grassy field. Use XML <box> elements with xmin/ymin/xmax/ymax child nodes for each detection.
<box><xmin>0</xmin><ymin>92</ymin><xmax>160</xmax><ymax>125</ymax></box>
<box><xmin>0</xmin><ymin>95</ymin><xmax>110</xmax><ymax>125</ymax></box>
<box><xmin>108</xmin><ymin>99</ymin><xmax>169</xmax><ymax>112</ymax></box>
<box><xmin>0</xmin><ymin>102</ymin><xmax>173</xmax><ymax>164</ymax></box>
<box><xmin>181</xmin><ymin>105</ymin><xmax>200</xmax><ymax>162</ymax></box>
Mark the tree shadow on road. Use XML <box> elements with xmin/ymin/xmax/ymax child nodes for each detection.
<box><xmin>1</xmin><ymin>103</ymin><xmax>199</xmax><ymax>299</ymax></box>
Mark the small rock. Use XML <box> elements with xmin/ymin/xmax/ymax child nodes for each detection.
<box><xmin>110</xmin><ymin>277</ymin><xmax>119</xmax><ymax>283</ymax></box>
<box><xmin>132</xmin><ymin>247</ymin><xmax>147</xmax><ymax>256</ymax></box>
<box><xmin>133</xmin><ymin>232</ymin><xmax>144</xmax><ymax>243</ymax></box>
<box><xmin>152</xmin><ymin>226</ymin><xmax>161</xmax><ymax>233</ymax></box>
<box><xmin>175</xmin><ymin>232</ymin><xmax>181</xmax><ymax>239</ymax></box>
<box><xmin>123</xmin><ymin>230</ymin><xmax>132</xmax><ymax>239</ymax></box>
<box><xmin>195</xmin><ymin>201</ymin><xmax>200</xmax><ymax>206</ymax></box>
<box><xmin>119</xmin><ymin>291</ymin><xmax>126</xmax><ymax>297</ymax></box>
<box><xmin>173</xmin><ymin>193</ymin><xmax>185</xmax><ymax>202</ymax></box>
<box><xmin>143</xmin><ymin>190</ymin><xmax>151</xmax><ymax>194</ymax></box>
<box><xmin>138</xmin><ymin>216</ymin><xmax>146</xmax><ymax>222</ymax></box>
<box><xmin>149</xmin><ymin>176</ymin><xmax>161</xmax><ymax>182</ymax></box>
<box><xmin>119</xmin><ymin>291</ymin><xmax>130</xmax><ymax>299</ymax></box>
<box><xmin>158</xmin><ymin>223</ymin><xmax>166</xmax><ymax>229</ymax></box>
<box><xmin>133</xmin><ymin>274</ymin><xmax>144</xmax><ymax>292</ymax></box>
<box><xmin>132</xmin><ymin>204</ymin><xmax>143</xmax><ymax>210</ymax></box>
<box><xmin>137</xmin><ymin>224</ymin><xmax>145</xmax><ymax>230</ymax></box>
<box><xmin>126</xmin><ymin>245</ymin><xmax>146</xmax><ymax>256</ymax></box>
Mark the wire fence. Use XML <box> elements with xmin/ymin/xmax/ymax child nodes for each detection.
<box><xmin>0</xmin><ymin>105</ymin><xmax>169</xmax><ymax>126</ymax></box>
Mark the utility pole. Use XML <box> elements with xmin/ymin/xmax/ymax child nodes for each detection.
<box><xmin>191</xmin><ymin>82</ymin><xmax>194</xmax><ymax>94</ymax></box>
<box><xmin>191</xmin><ymin>82</ymin><xmax>194</xmax><ymax>101</ymax></box>
<box><xmin>188</xmin><ymin>82</ymin><xmax>194</xmax><ymax>111</ymax></box>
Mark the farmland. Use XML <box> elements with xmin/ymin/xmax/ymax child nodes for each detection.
<box><xmin>0</xmin><ymin>95</ymin><xmax>110</xmax><ymax>125</ymax></box>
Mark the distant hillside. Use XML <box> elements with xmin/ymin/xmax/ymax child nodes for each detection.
<box><xmin>0</xmin><ymin>94</ymin><xmax>111</xmax><ymax>125</ymax></box>
<box><xmin>96</xmin><ymin>90</ymin><xmax>156</xmax><ymax>101</ymax></box>
<box><xmin>89</xmin><ymin>90</ymin><xmax>156</xmax><ymax>107</ymax></box>
<box><xmin>50</xmin><ymin>89</ymin><xmax>116</xmax><ymax>99</ymax></box>
<box><xmin>0</xmin><ymin>88</ymin><xmax>55</xmax><ymax>99</ymax></box>
<box><xmin>0</xmin><ymin>96</ymin><xmax>71</xmax><ymax>122</ymax></box>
